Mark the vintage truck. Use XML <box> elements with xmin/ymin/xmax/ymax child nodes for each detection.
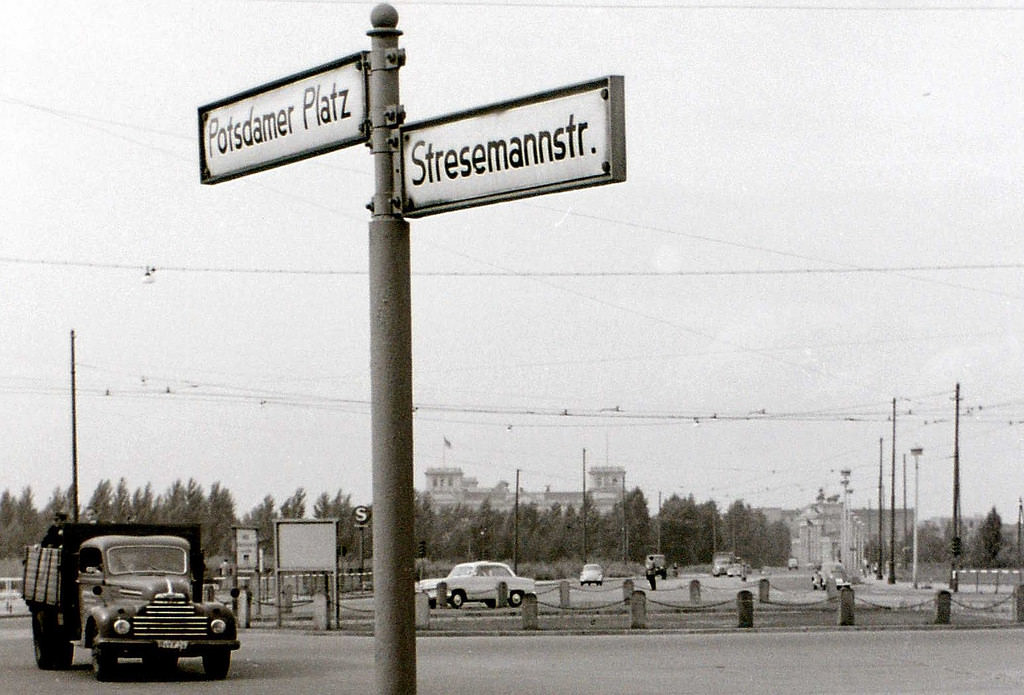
<box><xmin>23</xmin><ymin>522</ymin><xmax>239</xmax><ymax>680</ymax></box>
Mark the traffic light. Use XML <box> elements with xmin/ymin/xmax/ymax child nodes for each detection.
<box><xmin>417</xmin><ymin>540</ymin><xmax>426</xmax><ymax>558</ymax></box>
<box><xmin>951</xmin><ymin>536</ymin><xmax>962</xmax><ymax>557</ymax></box>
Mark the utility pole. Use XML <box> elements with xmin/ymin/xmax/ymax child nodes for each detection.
<box><xmin>877</xmin><ymin>437</ymin><xmax>884</xmax><ymax>580</ymax></box>
<box><xmin>621</xmin><ymin>474</ymin><xmax>628</xmax><ymax>565</ymax></box>
<box><xmin>70</xmin><ymin>329</ymin><xmax>79</xmax><ymax>522</ymax></box>
<box><xmin>911</xmin><ymin>446</ymin><xmax>922</xmax><ymax>589</ymax></box>
<box><xmin>657</xmin><ymin>491</ymin><xmax>662</xmax><ymax>554</ymax></box>
<box><xmin>366</xmin><ymin>6</ymin><xmax>415</xmax><ymax>693</ymax></box>
<box><xmin>582</xmin><ymin>448</ymin><xmax>587</xmax><ymax>562</ymax></box>
<box><xmin>951</xmin><ymin>383</ymin><xmax>961</xmax><ymax>592</ymax></box>
<box><xmin>1017</xmin><ymin>497</ymin><xmax>1022</xmax><ymax>569</ymax></box>
<box><xmin>889</xmin><ymin>398</ymin><xmax>897</xmax><ymax>585</ymax></box>
<box><xmin>513</xmin><ymin>469</ymin><xmax>520</xmax><ymax>574</ymax></box>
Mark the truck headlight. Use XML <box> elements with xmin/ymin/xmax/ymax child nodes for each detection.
<box><xmin>210</xmin><ymin>618</ymin><xmax>227</xmax><ymax>634</ymax></box>
<box><xmin>113</xmin><ymin>619</ymin><xmax>131</xmax><ymax>635</ymax></box>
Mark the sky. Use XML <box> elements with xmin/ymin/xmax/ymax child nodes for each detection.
<box><xmin>2</xmin><ymin>0</ymin><xmax>1023</xmax><ymax>525</ymax></box>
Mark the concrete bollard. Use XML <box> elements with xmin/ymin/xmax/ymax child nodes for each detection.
<box><xmin>436</xmin><ymin>581</ymin><xmax>448</xmax><ymax>609</ymax></box>
<box><xmin>630</xmin><ymin>590</ymin><xmax>647</xmax><ymax>629</ymax></box>
<box><xmin>238</xmin><ymin>588</ymin><xmax>251</xmax><ymax>629</ymax></box>
<box><xmin>559</xmin><ymin>580</ymin><xmax>571</xmax><ymax>609</ymax></box>
<box><xmin>312</xmin><ymin>591</ymin><xmax>330</xmax><ymax>630</ymax></box>
<box><xmin>1014</xmin><ymin>584</ymin><xmax>1024</xmax><ymax>623</ymax></box>
<box><xmin>758</xmin><ymin>577</ymin><xmax>770</xmax><ymax>603</ymax></box>
<box><xmin>689</xmin><ymin>579</ymin><xmax>701</xmax><ymax>605</ymax></box>
<box><xmin>737</xmin><ymin>590</ymin><xmax>754</xmax><ymax>628</ymax></box>
<box><xmin>935</xmin><ymin>589</ymin><xmax>951</xmax><ymax>625</ymax></box>
<box><xmin>415</xmin><ymin>591</ymin><xmax>430</xmax><ymax>629</ymax></box>
<box><xmin>521</xmin><ymin>593</ymin><xmax>538</xmax><ymax>630</ymax></box>
<box><xmin>496</xmin><ymin>581</ymin><xmax>509</xmax><ymax>608</ymax></box>
<box><xmin>622</xmin><ymin>578</ymin><xmax>634</xmax><ymax>603</ymax></box>
<box><xmin>837</xmin><ymin>586</ymin><xmax>855</xmax><ymax>626</ymax></box>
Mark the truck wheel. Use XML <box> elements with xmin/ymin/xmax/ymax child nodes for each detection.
<box><xmin>32</xmin><ymin>610</ymin><xmax>72</xmax><ymax>670</ymax></box>
<box><xmin>507</xmin><ymin>591</ymin><xmax>524</xmax><ymax>608</ymax></box>
<box><xmin>203</xmin><ymin>650</ymin><xmax>231</xmax><ymax>679</ymax></box>
<box><xmin>92</xmin><ymin>646</ymin><xmax>117</xmax><ymax>681</ymax></box>
<box><xmin>449</xmin><ymin>591</ymin><xmax>466</xmax><ymax>609</ymax></box>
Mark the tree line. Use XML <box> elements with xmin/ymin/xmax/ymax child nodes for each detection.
<box><xmin>1</xmin><ymin>480</ymin><xmax>797</xmax><ymax>569</ymax></box>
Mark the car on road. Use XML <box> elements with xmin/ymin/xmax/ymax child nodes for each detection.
<box><xmin>726</xmin><ymin>560</ymin><xmax>750</xmax><ymax>580</ymax></box>
<box><xmin>823</xmin><ymin>562</ymin><xmax>851</xmax><ymax>587</ymax></box>
<box><xmin>416</xmin><ymin>561</ymin><xmax>535</xmax><ymax>609</ymax></box>
<box><xmin>579</xmin><ymin>563</ymin><xmax>604</xmax><ymax>586</ymax></box>
<box><xmin>787</xmin><ymin>558</ymin><xmax>798</xmax><ymax>571</ymax></box>
<box><xmin>712</xmin><ymin>551</ymin><xmax>737</xmax><ymax>577</ymax></box>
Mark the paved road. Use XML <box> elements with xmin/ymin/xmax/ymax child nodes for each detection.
<box><xmin>4</xmin><ymin>616</ymin><xmax>1024</xmax><ymax>693</ymax></box>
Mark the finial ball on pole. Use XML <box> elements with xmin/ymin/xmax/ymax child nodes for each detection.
<box><xmin>371</xmin><ymin>4</ymin><xmax>399</xmax><ymax>29</ymax></box>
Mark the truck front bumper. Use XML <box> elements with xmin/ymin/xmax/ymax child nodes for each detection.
<box><xmin>93</xmin><ymin>637</ymin><xmax>240</xmax><ymax>658</ymax></box>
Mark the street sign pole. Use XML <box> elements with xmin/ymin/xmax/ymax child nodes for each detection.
<box><xmin>366</xmin><ymin>5</ymin><xmax>416</xmax><ymax>695</ymax></box>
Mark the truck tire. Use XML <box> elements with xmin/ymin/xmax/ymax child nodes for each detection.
<box><xmin>92</xmin><ymin>646</ymin><xmax>117</xmax><ymax>681</ymax></box>
<box><xmin>203</xmin><ymin>650</ymin><xmax>231</xmax><ymax>679</ymax></box>
<box><xmin>32</xmin><ymin>610</ymin><xmax>72</xmax><ymax>670</ymax></box>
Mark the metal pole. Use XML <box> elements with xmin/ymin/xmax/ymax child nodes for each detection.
<box><xmin>951</xmin><ymin>383</ymin><xmax>961</xmax><ymax>592</ymax></box>
<box><xmin>582</xmin><ymin>448</ymin><xmax>587</xmax><ymax>561</ymax></box>
<box><xmin>70</xmin><ymin>329</ymin><xmax>79</xmax><ymax>522</ymax></box>
<box><xmin>514</xmin><ymin>469</ymin><xmax>520</xmax><ymax>574</ymax></box>
<box><xmin>911</xmin><ymin>447</ymin><xmax>922</xmax><ymax>588</ymax></box>
<box><xmin>367</xmin><ymin>6</ymin><xmax>414</xmax><ymax>693</ymax></box>
<box><xmin>877</xmin><ymin>437</ymin><xmax>884</xmax><ymax>580</ymax></box>
<box><xmin>889</xmin><ymin>398</ymin><xmax>897</xmax><ymax>584</ymax></box>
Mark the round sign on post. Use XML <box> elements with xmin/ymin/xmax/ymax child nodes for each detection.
<box><xmin>354</xmin><ymin>505</ymin><xmax>371</xmax><ymax>527</ymax></box>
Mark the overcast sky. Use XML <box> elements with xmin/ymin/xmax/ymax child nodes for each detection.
<box><xmin>3</xmin><ymin>0</ymin><xmax>1023</xmax><ymax>524</ymax></box>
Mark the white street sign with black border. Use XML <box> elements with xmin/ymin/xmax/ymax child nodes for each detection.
<box><xmin>199</xmin><ymin>53</ymin><xmax>368</xmax><ymax>184</ymax></box>
<box><xmin>400</xmin><ymin>76</ymin><xmax>625</xmax><ymax>217</ymax></box>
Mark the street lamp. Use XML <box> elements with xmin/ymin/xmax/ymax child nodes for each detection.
<box><xmin>910</xmin><ymin>446</ymin><xmax>923</xmax><ymax>588</ymax></box>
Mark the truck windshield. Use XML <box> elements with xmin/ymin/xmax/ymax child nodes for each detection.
<box><xmin>106</xmin><ymin>545</ymin><xmax>188</xmax><ymax>576</ymax></box>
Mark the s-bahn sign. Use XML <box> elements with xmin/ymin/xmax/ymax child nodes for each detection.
<box><xmin>400</xmin><ymin>76</ymin><xmax>625</xmax><ymax>217</ymax></box>
<box><xmin>199</xmin><ymin>53</ymin><xmax>368</xmax><ymax>184</ymax></box>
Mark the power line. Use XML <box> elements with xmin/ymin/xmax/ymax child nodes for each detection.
<box><xmin>1</xmin><ymin>254</ymin><xmax>1021</xmax><ymax>278</ymax></box>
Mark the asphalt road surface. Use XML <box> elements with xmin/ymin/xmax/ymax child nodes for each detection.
<box><xmin>5</xmin><ymin>616</ymin><xmax>1024</xmax><ymax>694</ymax></box>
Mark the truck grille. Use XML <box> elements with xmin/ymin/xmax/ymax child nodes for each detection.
<box><xmin>133</xmin><ymin>597</ymin><xmax>209</xmax><ymax>637</ymax></box>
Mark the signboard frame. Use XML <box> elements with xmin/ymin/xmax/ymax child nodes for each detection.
<box><xmin>198</xmin><ymin>52</ymin><xmax>368</xmax><ymax>184</ymax></box>
<box><xmin>399</xmin><ymin>75</ymin><xmax>625</xmax><ymax>218</ymax></box>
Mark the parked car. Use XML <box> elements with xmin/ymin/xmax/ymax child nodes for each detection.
<box><xmin>416</xmin><ymin>561</ymin><xmax>535</xmax><ymax>609</ymax></box>
<box><xmin>579</xmin><ymin>563</ymin><xmax>604</xmax><ymax>586</ymax></box>
<box><xmin>787</xmin><ymin>558</ymin><xmax>799</xmax><ymax>571</ymax></box>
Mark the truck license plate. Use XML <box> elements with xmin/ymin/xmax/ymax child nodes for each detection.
<box><xmin>157</xmin><ymin>640</ymin><xmax>188</xmax><ymax>650</ymax></box>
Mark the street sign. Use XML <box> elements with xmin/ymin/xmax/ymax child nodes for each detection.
<box><xmin>400</xmin><ymin>76</ymin><xmax>625</xmax><ymax>218</ymax></box>
<box><xmin>354</xmin><ymin>505</ymin><xmax>371</xmax><ymax>527</ymax></box>
<box><xmin>199</xmin><ymin>53</ymin><xmax>368</xmax><ymax>184</ymax></box>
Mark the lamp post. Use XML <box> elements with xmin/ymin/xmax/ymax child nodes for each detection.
<box><xmin>910</xmin><ymin>447</ymin><xmax>922</xmax><ymax>588</ymax></box>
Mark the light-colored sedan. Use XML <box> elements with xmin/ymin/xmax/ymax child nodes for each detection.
<box><xmin>416</xmin><ymin>561</ymin><xmax>535</xmax><ymax>608</ymax></box>
<box><xmin>579</xmin><ymin>563</ymin><xmax>604</xmax><ymax>586</ymax></box>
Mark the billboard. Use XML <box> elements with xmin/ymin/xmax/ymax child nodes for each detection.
<box><xmin>400</xmin><ymin>76</ymin><xmax>625</xmax><ymax>217</ymax></box>
<box><xmin>274</xmin><ymin>519</ymin><xmax>338</xmax><ymax>572</ymax></box>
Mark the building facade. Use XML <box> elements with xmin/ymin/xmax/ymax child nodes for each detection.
<box><xmin>422</xmin><ymin>465</ymin><xmax>627</xmax><ymax>515</ymax></box>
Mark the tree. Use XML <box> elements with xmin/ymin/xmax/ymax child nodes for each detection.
<box><xmin>971</xmin><ymin>507</ymin><xmax>1003</xmax><ymax>567</ymax></box>
<box><xmin>280</xmin><ymin>488</ymin><xmax>307</xmax><ymax>519</ymax></box>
